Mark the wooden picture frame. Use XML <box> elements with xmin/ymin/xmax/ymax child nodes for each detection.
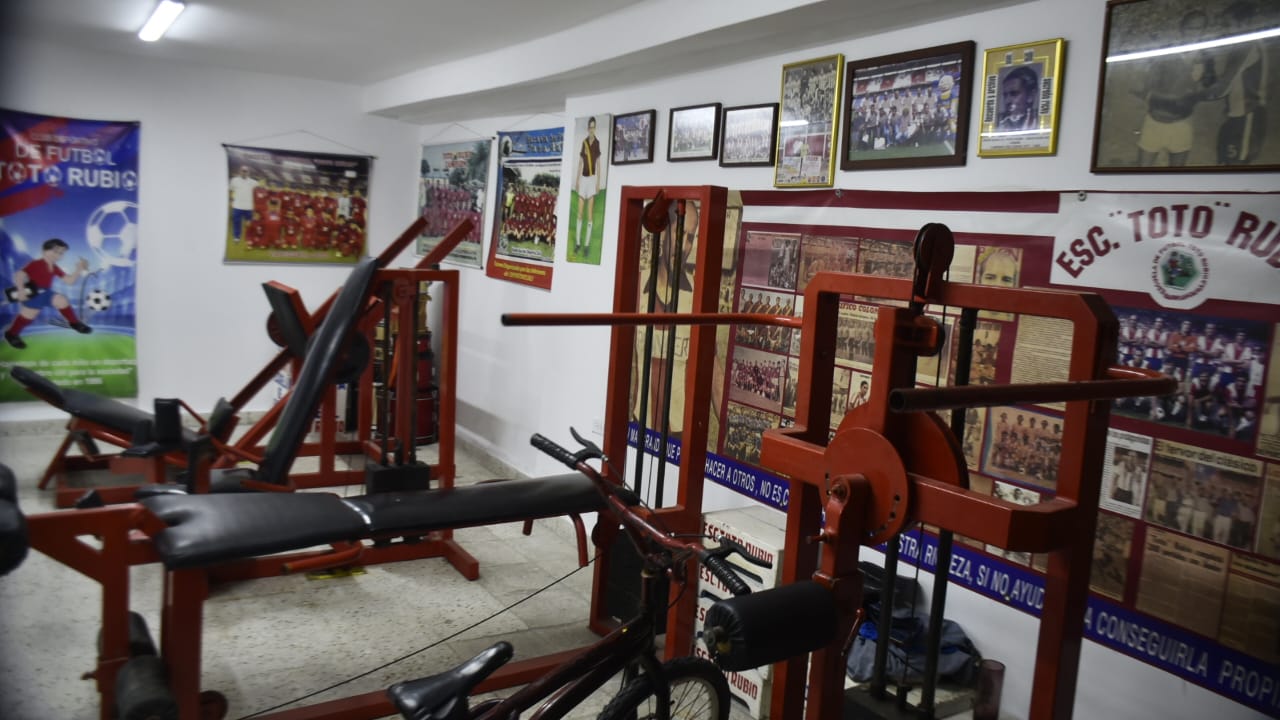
<box><xmin>775</xmin><ymin>54</ymin><xmax>844</xmax><ymax>187</ymax></box>
<box><xmin>667</xmin><ymin>103</ymin><xmax>722</xmax><ymax>162</ymax></box>
<box><xmin>611</xmin><ymin>109</ymin><xmax>657</xmax><ymax>165</ymax></box>
<box><xmin>1092</xmin><ymin>0</ymin><xmax>1280</xmax><ymax>172</ymax></box>
<box><xmin>977</xmin><ymin>38</ymin><xmax>1067</xmax><ymax>157</ymax></box>
<box><xmin>841</xmin><ymin>41</ymin><xmax>975</xmax><ymax>171</ymax></box>
<box><xmin>719</xmin><ymin>103</ymin><xmax>779</xmax><ymax>167</ymax></box>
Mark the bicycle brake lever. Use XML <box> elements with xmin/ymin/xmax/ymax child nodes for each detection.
<box><xmin>713</xmin><ymin>536</ymin><xmax>773</xmax><ymax>569</ymax></box>
<box><xmin>569</xmin><ymin>426</ymin><xmax>605</xmax><ymax>461</ymax></box>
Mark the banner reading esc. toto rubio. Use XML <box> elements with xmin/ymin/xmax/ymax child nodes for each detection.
<box><xmin>1052</xmin><ymin>192</ymin><xmax>1279</xmax><ymax>311</ymax></box>
<box><xmin>0</xmin><ymin>108</ymin><xmax>140</xmax><ymax>402</ymax></box>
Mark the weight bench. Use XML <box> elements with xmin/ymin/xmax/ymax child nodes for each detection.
<box><xmin>140</xmin><ymin>475</ymin><xmax>602</xmax><ymax>570</ymax></box>
<box><xmin>124</xmin><ymin>255</ymin><xmax>597</xmax><ymax>574</ymax></box>
<box><xmin>10</xmin><ymin>364</ymin><xmax>239</xmax><ymax>505</ymax></box>
<box><xmin>15</xmin><ymin>248</ymin><xmax>609</xmax><ymax>719</ymax></box>
<box><xmin>12</xmin><ymin>216</ymin><xmax>457</xmax><ymax>507</ymax></box>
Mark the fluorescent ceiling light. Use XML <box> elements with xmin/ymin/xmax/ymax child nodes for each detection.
<box><xmin>779</xmin><ymin>119</ymin><xmax>809</xmax><ymax>127</ymax></box>
<box><xmin>1106</xmin><ymin>26</ymin><xmax>1280</xmax><ymax>63</ymax></box>
<box><xmin>138</xmin><ymin>0</ymin><xmax>186</xmax><ymax>42</ymax></box>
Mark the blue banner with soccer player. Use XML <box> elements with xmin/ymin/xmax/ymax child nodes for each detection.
<box><xmin>0</xmin><ymin>108</ymin><xmax>140</xmax><ymax>402</ymax></box>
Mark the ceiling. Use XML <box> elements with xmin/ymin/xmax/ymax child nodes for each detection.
<box><xmin>3</xmin><ymin>0</ymin><xmax>1024</xmax><ymax>124</ymax></box>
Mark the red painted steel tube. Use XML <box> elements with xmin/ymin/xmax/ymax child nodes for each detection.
<box><xmin>502</xmin><ymin>311</ymin><xmax>802</xmax><ymax>328</ymax></box>
<box><xmin>890</xmin><ymin>365</ymin><xmax>1176</xmax><ymax>412</ymax></box>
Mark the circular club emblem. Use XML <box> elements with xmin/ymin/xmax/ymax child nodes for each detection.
<box><xmin>1151</xmin><ymin>242</ymin><xmax>1209</xmax><ymax>305</ymax></box>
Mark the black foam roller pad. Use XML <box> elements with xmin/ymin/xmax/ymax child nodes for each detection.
<box><xmin>0</xmin><ymin>463</ymin><xmax>15</xmax><ymax>503</ymax></box>
<box><xmin>703</xmin><ymin>580</ymin><xmax>838</xmax><ymax>672</ymax></box>
<box><xmin>0</xmin><ymin>464</ymin><xmax>27</xmax><ymax>577</ymax></box>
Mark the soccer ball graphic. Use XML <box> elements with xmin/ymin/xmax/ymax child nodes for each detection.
<box><xmin>86</xmin><ymin>289</ymin><xmax>112</xmax><ymax>312</ymax></box>
<box><xmin>86</xmin><ymin>200</ymin><xmax>139</xmax><ymax>268</ymax></box>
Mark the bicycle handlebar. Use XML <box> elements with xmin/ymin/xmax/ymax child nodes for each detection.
<box><xmin>531</xmin><ymin>432</ymin><xmax>579</xmax><ymax>468</ymax></box>
<box><xmin>530</xmin><ymin>430</ymin><xmax>757</xmax><ymax>596</ymax></box>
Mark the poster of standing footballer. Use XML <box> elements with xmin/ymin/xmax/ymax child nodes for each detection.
<box><xmin>0</xmin><ymin>108</ymin><xmax>140</xmax><ymax>402</ymax></box>
<box><xmin>567</xmin><ymin>114</ymin><xmax>610</xmax><ymax>266</ymax></box>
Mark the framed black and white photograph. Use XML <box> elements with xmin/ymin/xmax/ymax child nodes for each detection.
<box><xmin>667</xmin><ymin>103</ymin><xmax>722</xmax><ymax>161</ymax></box>
<box><xmin>841</xmin><ymin>41</ymin><xmax>975</xmax><ymax>171</ymax></box>
<box><xmin>719</xmin><ymin>103</ymin><xmax>779</xmax><ymax>167</ymax></box>
<box><xmin>611</xmin><ymin>109</ymin><xmax>657</xmax><ymax>165</ymax></box>
<box><xmin>977</xmin><ymin>38</ymin><xmax>1066</xmax><ymax>157</ymax></box>
<box><xmin>775</xmin><ymin>54</ymin><xmax>844</xmax><ymax>187</ymax></box>
<box><xmin>1092</xmin><ymin>0</ymin><xmax>1280</xmax><ymax>172</ymax></box>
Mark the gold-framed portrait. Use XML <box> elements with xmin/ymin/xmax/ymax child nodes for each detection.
<box><xmin>977</xmin><ymin>38</ymin><xmax>1067</xmax><ymax>157</ymax></box>
<box><xmin>775</xmin><ymin>53</ymin><xmax>844</xmax><ymax>187</ymax></box>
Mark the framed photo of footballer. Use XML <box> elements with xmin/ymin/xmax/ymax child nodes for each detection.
<box><xmin>611</xmin><ymin>109</ymin><xmax>657</xmax><ymax>165</ymax></box>
<box><xmin>1092</xmin><ymin>0</ymin><xmax>1280</xmax><ymax>172</ymax></box>
<box><xmin>841</xmin><ymin>41</ymin><xmax>975</xmax><ymax>171</ymax></box>
<box><xmin>977</xmin><ymin>38</ymin><xmax>1066</xmax><ymax>157</ymax></box>
<box><xmin>775</xmin><ymin>53</ymin><xmax>845</xmax><ymax>187</ymax></box>
<box><xmin>720</xmin><ymin>103</ymin><xmax>779</xmax><ymax>167</ymax></box>
<box><xmin>667</xmin><ymin>103</ymin><xmax>722</xmax><ymax>162</ymax></box>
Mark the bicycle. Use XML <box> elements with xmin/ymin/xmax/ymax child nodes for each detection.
<box><xmin>386</xmin><ymin>428</ymin><xmax>765</xmax><ymax>720</ymax></box>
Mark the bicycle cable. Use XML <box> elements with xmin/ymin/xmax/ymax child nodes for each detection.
<box><xmin>240</xmin><ymin>449</ymin><xmax>679</xmax><ymax>719</ymax></box>
<box><xmin>236</xmin><ymin>546</ymin><xmax>597</xmax><ymax>719</ymax></box>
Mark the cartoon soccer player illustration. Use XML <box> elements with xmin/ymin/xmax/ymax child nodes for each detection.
<box><xmin>4</xmin><ymin>238</ymin><xmax>92</xmax><ymax>349</ymax></box>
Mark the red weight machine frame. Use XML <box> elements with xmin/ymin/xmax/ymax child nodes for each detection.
<box><xmin>509</xmin><ymin>186</ymin><xmax>1175</xmax><ymax>719</ymax></box>
<box><xmin>21</xmin><ymin>249</ymin><xmax>590</xmax><ymax>720</ymax></box>
<box><xmin>36</xmin><ymin>218</ymin><xmax>470</xmax><ymax>507</ymax></box>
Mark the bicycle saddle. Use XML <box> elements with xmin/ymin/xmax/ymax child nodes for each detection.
<box><xmin>387</xmin><ymin>641</ymin><xmax>514</xmax><ymax>720</ymax></box>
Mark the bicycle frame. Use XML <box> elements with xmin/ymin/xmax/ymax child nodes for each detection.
<box><xmin>473</xmin><ymin>522</ymin><xmax>678</xmax><ymax>720</ymax></box>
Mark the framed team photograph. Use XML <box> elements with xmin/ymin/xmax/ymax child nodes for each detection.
<box><xmin>1092</xmin><ymin>0</ymin><xmax>1280</xmax><ymax>172</ymax></box>
<box><xmin>667</xmin><ymin>103</ymin><xmax>722</xmax><ymax>161</ymax></box>
<box><xmin>611</xmin><ymin>109</ymin><xmax>657</xmax><ymax>165</ymax></box>
<box><xmin>841</xmin><ymin>41</ymin><xmax>975</xmax><ymax>171</ymax></box>
<box><xmin>977</xmin><ymin>38</ymin><xmax>1066</xmax><ymax>157</ymax></box>
<box><xmin>775</xmin><ymin>54</ymin><xmax>845</xmax><ymax>187</ymax></box>
<box><xmin>719</xmin><ymin>103</ymin><xmax>779</xmax><ymax>167</ymax></box>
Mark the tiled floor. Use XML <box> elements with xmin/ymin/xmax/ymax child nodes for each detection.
<box><xmin>0</xmin><ymin>431</ymin><xmax>756</xmax><ymax>720</ymax></box>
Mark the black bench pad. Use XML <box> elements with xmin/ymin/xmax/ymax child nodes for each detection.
<box><xmin>11</xmin><ymin>365</ymin><xmax>200</xmax><ymax>444</ymax></box>
<box><xmin>143</xmin><ymin>492</ymin><xmax>369</xmax><ymax>569</ymax></box>
<box><xmin>141</xmin><ymin>473</ymin><xmax>602</xmax><ymax>570</ymax></box>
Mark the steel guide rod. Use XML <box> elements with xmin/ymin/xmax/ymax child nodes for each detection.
<box><xmin>632</xmin><ymin>207</ymin><xmax>667</xmax><ymax>495</ymax></box>
<box><xmin>890</xmin><ymin>366</ymin><xmax>1174</xmax><ymax>413</ymax></box>
<box><xmin>921</xmin><ymin>306</ymin><xmax>978</xmax><ymax>718</ymax></box>
<box><xmin>654</xmin><ymin>201</ymin><xmax>688</xmax><ymax>508</ymax></box>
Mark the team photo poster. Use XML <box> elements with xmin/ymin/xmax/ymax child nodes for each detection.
<box><xmin>486</xmin><ymin>127</ymin><xmax>563</xmax><ymax>290</ymax></box>
<box><xmin>417</xmin><ymin>139</ymin><xmax>491</xmax><ymax>268</ymax></box>
<box><xmin>224</xmin><ymin>144</ymin><xmax>371</xmax><ymax>265</ymax></box>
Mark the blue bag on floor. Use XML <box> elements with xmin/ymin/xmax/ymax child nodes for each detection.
<box><xmin>845</xmin><ymin>611</ymin><xmax>980</xmax><ymax>686</ymax></box>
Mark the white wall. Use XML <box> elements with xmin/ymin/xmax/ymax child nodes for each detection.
<box><xmin>426</xmin><ymin>0</ymin><xmax>1275</xmax><ymax>718</ymax></box>
<box><xmin>0</xmin><ymin>38</ymin><xmax>420</xmax><ymax>422</ymax></box>
<box><xmin>0</xmin><ymin>0</ymin><xmax>1273</xmax><ymax>717</ymax></box>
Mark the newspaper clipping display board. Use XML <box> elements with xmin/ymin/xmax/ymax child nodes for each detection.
<box><xmin>627</xmin><ymin>188</ymin><xmax>1279</xmax><ymax>715</ymax></box>
<box><xmin>0</xmin><ymin>108</ymin><xmax>140</xmax><ymax>401</ymax></box>
<box><xmin>485</xmin><ymin>128</ymin><xmax>563</xmax><ymax>290</ymax></box>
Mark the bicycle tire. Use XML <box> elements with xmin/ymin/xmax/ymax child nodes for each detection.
<box><xmin>597</xmin><ymin>657</ymin><xmax>730</xmax><ymax>720</ymax></box>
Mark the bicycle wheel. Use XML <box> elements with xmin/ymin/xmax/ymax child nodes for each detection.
<box><xmin>597</xmin><ymin>657</ymin><xmax>730</xmax><ymax>720</ymax></box>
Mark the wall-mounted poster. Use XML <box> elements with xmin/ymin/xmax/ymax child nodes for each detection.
<box><xmin>223</xmin><ymin>144</ymin><xmax>371</xmax><ymax>265</ymax></box>
<box><xmin>568</xmin><ymin>115</ymin><xmax>610</xmax><ymax>266</ymax></box>
<box><xmin>486</xmin><ymin>127</ymin><xmax>563</xmax><ymax>289</ymax></box>
<box><xmin>0</xmin><ymin>108</ymin><xmax>140</xmax><ymax>401</ymax></box>
<box><xmin>417</xmin><ymin>139</ymin><xmax>490</xmax><ymax>268</ymax></box>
